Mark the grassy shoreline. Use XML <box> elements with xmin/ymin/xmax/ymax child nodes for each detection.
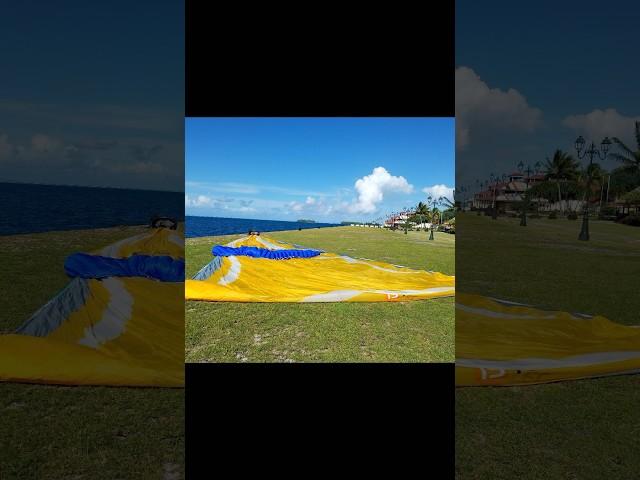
<box><xmin>186</xmin><ymin>226</ymin><xmax>455</xmax><ymax>363</ymax></box>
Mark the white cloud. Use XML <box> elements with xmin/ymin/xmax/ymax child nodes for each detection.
<box><xmin>185</xmin><ymin>194</ymin><xmax>213</xmax><ymax>207</ymax></box>
<box><xmin>289</xmin><ymin>201</ymin><xmax>304</xmax><ymax>212</ymax></box>
<box><xmin>348</xmin><ymin>166</ymin><xmax>413</xmax><ymax>214</ymax></box>
<box><xmin>562</xmin><ymin>108</ymin><xmax>640</xmax><ymax>145</ymax></box>
<box><xmin>185</xmin><ymin>193</ymin><xmax>260</xmax><ymax>213</ymax></box>
<box><xmin>423</xmin><ymin>184</ymin><xmax>454</xmax><ymax>201</ymax></box>
<box><xmin>287</xmin><ymin>195</ymin><xmax>334</xmax><ymax>216</ymax></box>
<box><xmin>184</xmin><ymin>181</ymin><xmax>328</xmax><ymax>197</ymax></box>
<box><xmin>455</xmin><ymin>66</ymin><xmax>542</xmax><ymax>150</ymax></box>
<box><xmin>0</xmin><ymin>131</ymin><xmax>180</xmax><ymax>190</ymax></box>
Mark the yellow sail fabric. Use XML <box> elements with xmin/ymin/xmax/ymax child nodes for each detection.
<box><xmin>0</xmin><ymin>227</ymin><xmax>185</xmax><ymax>387</ymax></box>
<box><xmin>456</xmin><ymin>293</ymin><xmax>640</xmax><ymax>386</ymax></box>
<box><xmin>185</xmin><ymin>234</ymin><xmax>455</xmax><ymax>302</ymax></box>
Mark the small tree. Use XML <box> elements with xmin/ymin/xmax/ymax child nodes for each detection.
<box><xmin>544</xmin><ymin>149</ymin><xmax>580</xmax><ymax>213</ymax></box>
<box><xmin>425</xmin><ymin>195</ymin><xmax>449</xmax><ymax>240</ymax></box>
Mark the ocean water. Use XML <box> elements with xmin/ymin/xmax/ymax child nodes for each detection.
<box><xmin>0</xmin><ymin>182</ymin><xmax>184</xmax><ymax>235</ymax></box>
<box><xmin>186</xmin><ymin>216</ymin><xmax>339</xmax><ymax>238</ymax></box>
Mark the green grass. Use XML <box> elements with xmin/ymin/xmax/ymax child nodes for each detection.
<box><xmin>186</xmin><ymin>226</ymin><xmax>455</xmax><ymax>363</ymax></box>
<box><xmin>0</xmin><ymin>227</ymin><xmax>184</xmax><ymax>480</ymax></box>
<box><xmin>456</xmin><ymin>214</ymin><xmax>640</xmax><ymax>479</ymax></box>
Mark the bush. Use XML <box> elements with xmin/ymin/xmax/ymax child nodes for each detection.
<box><xmin>567</xmin><ymin>212</ymin><xmax>578</xmax><ymax>220</ymax></box>
<box><xmin>600</xmin><ymin>206</ymin><xmax>616</xmax><ymax>217</ymax></box>
<box><xmin>617</xmin><ymin>214</ymin><xmax>640</xmax><ymax>227</ymax></box>
<box><xmin>548</xmin><ymin>212</ymin><xmax>557</xmax><ymax>219</ymax></box>
<box><xmin>529</xmin><ymin>214</ymin><xmax>542</xmax><ymax>219</ymax></box>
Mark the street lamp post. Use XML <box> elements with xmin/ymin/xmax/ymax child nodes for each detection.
<box><xmin>520</xmin><ymin>164</ymin><xmax>532</xmax><ymax>226</ymax></box>
<box><xmin>490</xmin><ymin>174</ymin><xmax>498</xmax><ymax>220</ymax></box>
<box><xmin>427</xmin><ymin>196</ymin><xmax>438</xmax><ymax>240</ymax></box>
<box><xmin>574</xmin><ymin>135</ymin><xmax>611</xmax><ymax>241</ymax></box>
<box><xmin>403</xmin><ymin>206</ymin><xmax>410</xmax><ymax>234</ymax></box>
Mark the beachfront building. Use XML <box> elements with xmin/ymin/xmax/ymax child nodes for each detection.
<box><xmin>473</xmin><ymin>171</ymin><xmax>549</xmax><ymax>213</ymax></box>
<box><xmin>350</xmin><ymin>223</ymin><xmax>383</xmax><ymax>228</ymax></box>
<box><xmin>614</xmin><ymin>186</ymin><xmax>640</xmax><ymax>216</ymax></box>
<box><xmin>384</xmin><ymin>210</ymin><xmax>413</xmax><ymax>228</ymax></box>
<box><xmin>383</xmin><ymin>209</ymin><xmax>434</xmax><ymax>230</ymax></box>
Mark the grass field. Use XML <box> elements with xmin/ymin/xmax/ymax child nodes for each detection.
<box><xmin>0</xmin><ymin>227</ymin><xmax>184</xmax><ymax>479</ymax></box>
<box><xmin>455</xmin><ymin>214</ymin><xmax>640</xmax><ymax>479</ymax></box>
<box><xmin>185</xmin><ymin>226</ymin><xmax>455</xmax><ymax>363</ymax></box>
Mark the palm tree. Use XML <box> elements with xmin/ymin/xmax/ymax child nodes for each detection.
<box><xmin>576</xmin><ymin>162</ymin><xmax>607</xmax><ymax>212</ymax></box>
<box><xmin>439</xmin><ymin>195</ymin><xmax>454</xmax><ymax>211</ymax></box>
<box><xmin>433</xmin><ymin>205</ymin><xmax>443</xmax><ymax>224</ymax></box>
<box><xmin>408</xmin><ymin>201</ymin><xmax>429</xmax><ymax>231</ymax></box>
<box><xmin>438</xmin><ymin>196</ymin><xmax>455</xmax><ymax>222</ymax></box>
<box><xmin>544</xmin><ymin>149</ymin><xmax>579</xmax><ymax>213</ymax></box>
<box><xmin>610</xmin><ymin>121</ymin><xmax>640</xmax><ymax>173</ymax></box>
<box><xmin>415</xmin><ymin>201</ymin><xmax>429</xmax><ymax>216</ymax></box>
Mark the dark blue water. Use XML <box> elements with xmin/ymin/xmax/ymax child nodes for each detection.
<box><xmin>186</xmin><ymin>216</ymin><xmax>339</xmax><ymax>237</ymax></box>
<box><xmin>0</xmin><ymin>182</ymin><xmax>184</xmax><ymax>235</ymax></box>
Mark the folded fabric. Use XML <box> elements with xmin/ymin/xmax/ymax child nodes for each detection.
<box><xmin>186</xmin><ymin>234</ymin><xmax>455</xmax><ymax>303</ymax></box>
<box><xmin>0</xmin><ymin>227</ymin><xmax>186</xmax><ymax>387</ymax></box>
<box><xmin>456</xmin><ymin>293</ymin><xmax>640</xmax><ymax>386</ymax></box>
<box><xmin>211</xmin><ymin>245</ymin><xmax>322</xmax><ymax>259</ymax></box>
<box><xmin>65</xmin><ymin>253</ymin><xmax>185</xmax><ymax>282</ymax></box>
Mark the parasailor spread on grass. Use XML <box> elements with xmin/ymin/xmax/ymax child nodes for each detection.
<box><xmin>185</xmin><ymin>234</ymin><xmax>455</xmax><ymax>302</ymax></box>
<box><xmin>0</xmin><ymin>227</ymin><xmax>185</xmax><ymax>387</ymax></box>
<box><xmin>456</xmin><ymin>293</ymin><xmax>640</xmax><ymax>386</ymax></box>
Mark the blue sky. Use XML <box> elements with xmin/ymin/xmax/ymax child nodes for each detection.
<box><xmin>456</xmin><ymin>0</ymin><xmax>640</xmax><ymax>193</ymax></box>
<box><xmin>0</xmin><ymin>2</ymin><xmax>183</xmax><ymax>191</ymax></box>
<box><xmin>186</xmin><ymin>118</ymin><xmax>454</xmax><ymax>223</ymax></box>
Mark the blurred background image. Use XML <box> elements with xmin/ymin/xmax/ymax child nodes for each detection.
<box><xmin>0</xmin><ymin>2</ymin><xmax>185</xmax><ymax>478</ymax></box>
<box><xmin>455</xmin><ymin>1</ymin><xmax>640</xmax><ymax>478</ymax></box>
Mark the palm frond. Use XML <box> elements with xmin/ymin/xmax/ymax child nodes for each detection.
<box><xmin>608</xmin><ymin>152</ymin><xmax>635</xmax><ymax>166</ymax></box>
<box><xmin>611</xmin><ymin>136</ymin><xmax>636</xmax><ymax>158</ymax></box>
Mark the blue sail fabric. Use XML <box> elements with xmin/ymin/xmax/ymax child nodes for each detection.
<box><xmin>64</xmin><ymin>253</ymin><xmax>185</xmax><ymax>282</ymax></box>
<box><xmin>212</xmin><ymin>245</ymin><xmax>322</xmax><ymax>259</ymax></box>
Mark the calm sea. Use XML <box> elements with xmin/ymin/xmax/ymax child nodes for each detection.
<box><xmin>0</xmin><ymin>182</ymin><xmax>184</xmax><ymax>235</ymax></box>
<box><xmin>186</xmin><ymin>216</ymin><xmax>339</xmax><ymax>238</ymax></box>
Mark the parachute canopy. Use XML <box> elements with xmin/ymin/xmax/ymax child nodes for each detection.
<box><xmin>456</xmin><ymin>293</ymin><xmax>640</xmax><ymax>386</ymax></box>
<box><xmin>0</xmin><ymin>227</ymin><xmax>185</xmax><ymax>387</ymax></box>
<box><xmin>185</xmin><ymin>234</ymin><xmax>455</xmax><ymax>302</ymax></box>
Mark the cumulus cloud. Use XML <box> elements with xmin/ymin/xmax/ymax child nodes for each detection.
<box><xmin>290</xmin><ymin>201</ymin><xmax>304</xmax><ymax>212</ymax></box>
<box><xmin>562</xmin><ymin>108</ymin><xmax>640</xmax><ymax>145</ymax></box>
<box><xmin>185</xmin><ymin>194</ymin><xmax>259</xmax><ymax>213</ymax></box>
<box><xmin>185</xmin><ymin>194</ymin><xmax>213</xmax><ymax>207</ymax></box>
<box><xmin>0</xmin><ymin>131</ymin><xmax>182</xmax><ymax>190</ymax></box>
<box><xmin>287</xmin><ymin>195</ymin><xmax>334</xmax><ymax>215</ymax></box>
<box><xmin>423</xmin><ymin>184</ymin><xmax>454</xmax><ymax>201</ymax></box>
<box><xmin>455</xmin><ymin>66</ymin><xmax>542</xmax><ymax>150</ymax></box>
<box><xmin>348</xmin><ymin>167</ymin><xmax>413</xmax><ymax>214</ymax></box>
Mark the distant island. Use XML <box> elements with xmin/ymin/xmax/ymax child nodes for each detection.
<box><xmin>297</xmin><ymin>219</ymin><xmax>316</xmax><ymax>223</ymax></box>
